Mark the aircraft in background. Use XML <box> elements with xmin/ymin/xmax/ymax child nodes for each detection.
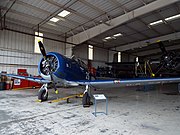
<box><xmin>1</xmin><ymin>41</ymin><xmax>180</xmax><ymax>107</ymax></box>
<box><xmin>106</xmin><ymin>41</ymin><xmax>180</xmax><ymax>78</ymax></box>
<box><xmin>151</xmin><ymin>41</ymin><xmax>180</xmax><ymax>75</ymax></box>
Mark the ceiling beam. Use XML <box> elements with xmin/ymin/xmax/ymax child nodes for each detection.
<box><xmin>1</xmin><ymin>7</ymin><xmax>71</xmax><ymax>32</ymax></box>
<box><xmin>154</xmin><ymin>11</ymin><xmax>176</xmax><ymax>33</ymax></box>
<box><xmin>136</xmin><ymin>18</ymin><xmax>162</xmax><ymax>35</ymax></box>
<box><xmin>115</xmin><ymin>31</ymin><xmax>180</xmax><ymax>51</ymax></box>
<box><xmin>12</xmin><ymin>0</ymin><xmax>81</xmax><ymax>28</ymax></box>
<box><xmin>32</xmin><ymin>0</ymin><xmax>78</xmax><ymax>31</ymax></box>
<box><xmin>109</xmin><ymin>0</ymin><xmax>128</xmax><ymax>13</ymax></box>
<box><xmin>43</xmin><ymin>0</ymin><xmax>92</xmax><ymax>21</ymax></box>
<box><xmin>1</xmin><ymin>0</ymin><xmax>16</xmax><ymax>18</ymax></box>
<box><xmin>78</xmin><ymin>0</ymin><xmax>105</xmax><ymax>14</ymax></box>
<box><xmin>135</xmin><ymin>43</ymin><xmax>180</xmax><ymax>57</ymax></box>
<box><xmin>138</xmin><ymin>0</ymin><xmax>147</xmax><ymax>5</ymax></box>
<box><xmin>6</xmin><ymin>18</ymin><xmax>65</xmax><ymax>37</ymax></box>
<box><xmin>110</xmin><ymin>0</ymin><xmax>157</xmax><ymax>39</ymax></box>
<box><xmin>125</xmin><ymin>24</ymin><xmax>150</xmax><ymax>39</ymax></box>
<box><xmin>67</xmin><ymin>0</ymin><xmax>179</xmax><ymax>45</ymax></box>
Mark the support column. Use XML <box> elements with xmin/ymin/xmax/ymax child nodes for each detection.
<box><xmin>65</xmin><ymin>43</ymin><xmax>74</xmax><ymax>57</ymax></box>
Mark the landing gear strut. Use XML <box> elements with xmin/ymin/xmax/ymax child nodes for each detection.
<box><xmin>82</xmin><ymin>85</ymin><xmax>93</xmax><ymax>107</ymax></box>
<box><xmin>38</xmin><ymin>84</ymin><xmax>48</xmax><ymax>102</ymax></box>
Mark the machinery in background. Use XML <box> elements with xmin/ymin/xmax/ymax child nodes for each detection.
<box><xmin>0</xmin><ymin>69</ymin><xmax>42</xmax><ymax>90</ymax></box>
<box><xmin>87</xmin><ymin>60</ymin><xmax>97</xmax><ymax>79</ymax></box>
<box><xmin>104</xmin><ymin>61</ymin><xmax>151</xmax><ymax>78</ymax></box>
<box><xmin>0</xmin><ymin>71</ymin><xmax>10</xmax><ymax>90</ymax></box>
<box><xmin>149</xmin><ymin>41</ymin><xmax>180</xmax><ymax>76</ymax></box>
<box><xmin>105</xmin><ymin>41</ymin><xmax>180</xmax><ymax>78</ymax></box>
<box><xmin>96</xmin><ymin>66</ymin><xmax>113</xmax><ymax>78</ymax></box>
<box><xmin>12</xmin><ymin>69</ymin><xmax>42</xmax><ymax>89</ymax></box>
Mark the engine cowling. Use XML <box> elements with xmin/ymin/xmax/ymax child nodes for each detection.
<box><xmin>38</xmin><ymin>52</ymin><xmax>65</xmax><ymax>81</ymax></box>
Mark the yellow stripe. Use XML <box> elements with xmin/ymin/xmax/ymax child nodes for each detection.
<box><xmin>13</xmin><ymin>86</ymin><xmax>41</xmax><ymax>90</ymax></box>
<box><xmin>35</xmin><ymin>100</ymin><xmax>42</xmax><ymax>102</ymax></box>
<box><xmin>48</xmin><ymin>93</ymin><xmax>83</xmax><ymax>103</ymax></box>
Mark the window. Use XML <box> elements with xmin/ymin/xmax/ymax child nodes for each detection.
<box><xmin>34</xmin><ymin>32</ymin><xmax>43</xmax><ymax>53</ymax></box>
<box><xmin>135</xmin><ymin>57</ymin><xmax>139</xmax><ymax>62</ymax></box>
<box><xmin>88</xmin><ymin>45</ymin><xmax>93</xmax><ymax>60</ymax></box>
<box><xmin>118</xmin><ymin>52</ymin><xmax>121</xmax><ymax>62</ymax></box>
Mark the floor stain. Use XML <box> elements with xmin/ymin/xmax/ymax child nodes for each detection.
<box><xmin>141</xmin><ymin>124</ymin><xmax>161</xmax><ymax>131</ymax></box>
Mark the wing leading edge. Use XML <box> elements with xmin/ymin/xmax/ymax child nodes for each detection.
<box><xmin>77</xmin><ymin>77</ymin><xmax>180</xmax><ymax>88</ymax></box>
<box><xmin>0</xmin><ymin>73</ymin><xmax>51</xmax><ymax>83</ymax></box>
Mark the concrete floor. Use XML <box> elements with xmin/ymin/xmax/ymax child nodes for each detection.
<box><xmin>0</xmin><ymin>84</ymin><xmax>180</xmax><ymax>135</ymax></box>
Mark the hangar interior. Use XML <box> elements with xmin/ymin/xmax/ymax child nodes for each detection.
<box><xmin>1</xmin><ymin>0</ymin><xmax>180</xmax><ymax>75</ymax></box>
<box><xmin>0</xmin><ymin>0</ymin><xmax>180</xmax><ymax>135</ymax></box>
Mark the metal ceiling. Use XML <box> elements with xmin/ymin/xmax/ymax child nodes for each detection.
<box><xmin>0</xmin><ymin>0</ymin><xmax>180</xmax><ymax>54</ymax></box>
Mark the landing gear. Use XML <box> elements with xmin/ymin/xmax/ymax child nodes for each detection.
<box><xmin>82</xmin><ymin>92</ymin><xmax>91</xmax><ymax>107</ymax></box>
<box><xmin>82</xmin><ymin>85</ymin><xmax>93</xmax><ymax>107</ymax></box>
<box><xmin>38</xmin><ymin>84</ymin><xmax>48</xmax><ymax>102</ymax></box>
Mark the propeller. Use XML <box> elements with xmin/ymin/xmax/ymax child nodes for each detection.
<box><xmin>154</xmin><ymin>41</ymin><xmax>179</xmax><ymax>74</ymax></box>
<box><xmin>38</xmin><ymin>41</ymin><xmax>47</xmax><ymax>60</ymax></box>
<box><xmin>38</xmin><ymin>41</ymin><xmax>58</xmax><ymax>94</ymax></box>
<box><xmin>158</xmin><ymin>40</ymin><xmax>168</xmax><ymax>55</ymax></box>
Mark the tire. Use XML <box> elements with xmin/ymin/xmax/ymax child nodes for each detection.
<box><xmin>38</xmin><ymin>89</ymin><xmax>48</xmax><ymax>101</ymax></box>
<box><xmin>82</xmin><ymin>92</ymin><xmax>91</xmax><ymax>107</ymax></box>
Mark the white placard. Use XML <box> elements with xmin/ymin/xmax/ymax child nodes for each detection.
<box><xmin>93</xmin><ymin>94</ymin><xmax>106</xmax><ymax>100</ymax></box>
<box><xmin>14</xmin><ymin>79</ymin><xmax>21</xmax><ymax>85</ymax></box>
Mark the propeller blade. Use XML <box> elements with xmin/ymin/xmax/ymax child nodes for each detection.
<box><xmin>157</xmin><ymin>41</ymin><xmax>168</xmax><ymax>55</ymax></box>
<box><xmin>38</xmin><ymin>41</ymin><xmax>47</xmax><ymax>59</ymax></box>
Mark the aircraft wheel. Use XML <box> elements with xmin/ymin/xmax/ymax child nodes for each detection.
<box><xmin>38</xmin><ymin>89</ymin><xmax>48</xmax><ymax>102</ymax></box>
<box><xmin>82</xmin><ymin>92</ymin><xmax>91</xmax><ymax>107</ymax></box>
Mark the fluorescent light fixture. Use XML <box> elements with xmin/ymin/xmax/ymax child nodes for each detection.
<box><xmin>49</xmin><ymin>17</ymin><xmax>59</xmax><ymax>22</ymax></box>
<box><xmin>35</xmin><ymin>32</ymin><xmax>43</xmax><ymax>36</ymax></box>
<box><xmin>102</xmin><ymin>39</ymin><xmax>107</xmax><ymax>42</ymax></box>
<box><xmin>105</xmin><ymin>36</ymin><xmax>112</xmax><ymax>40</ymax></box>
<box><xmin>165</xmin><ymin>14</ymin><xmax>180</xmax><ymax>21</ymax></box>
<box><xmin>58</xmin><ymin>10</ymin><xmax>71</xmax><ymax>17</ymax></box>
<box><xmin>113</xmin><ymin>33</ymin><xmax>123</xmax><ymax>37</ymax></box>
<box><xmin>149</xmin><ymin>20</ymin><xmax>163</xmax><ymax>26</ymax></box>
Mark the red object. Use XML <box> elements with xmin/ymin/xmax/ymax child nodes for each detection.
<box><xmin>28</xmin><ymin>76</ymin><xmax>42</xmax><ymax>88</ymax></box>
<box><xmin>17</xmin><ymin>69</ymin><xmax>28</xmax><ymax>76</ymax></box>
<box><xmin>13</xmin><ymin>69</ymin><xmax>42</xmax><ymax>89</ymax></box>
<box><xmin>6</xmin><ymin>83</ymin><xmax>11</xmax><ymax>90</ymax></box>
<box><xmin>88</xmin><ymin>67</ymin><xmax>96</xmax><ymax>76</ymax></box>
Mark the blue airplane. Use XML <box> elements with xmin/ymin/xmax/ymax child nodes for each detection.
<box><xmin>1</xmin><ymin>41</ymin><xmax>180</xmax><ymax>107</ymax></box>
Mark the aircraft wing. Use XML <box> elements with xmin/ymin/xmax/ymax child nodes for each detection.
<box><xmin>77</xmin><ymin>77</ymin><xmax>180</xmax><ymax>89</ymax></box>
<box><xmin>0</xmin><ymin>73</ymin><xmax>51</xmax><ymax>83</ymax></box>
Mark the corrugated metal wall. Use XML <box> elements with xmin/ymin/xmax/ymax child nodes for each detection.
<box><xmin>73</xmin><ymin>44</ymin><xmax>109</xmax><ymax>68</ymax></box>
<box><xmin>73</xmin><ymin>44</ymin><xmax>88</xmax><ymax>61</ymax></box>
<box><xmin>0</xmin><ymin>23</ymin><xmax>65</xmax><ymax>75</ymax></box>
<box><xmin>92</xmin><ymin>47</ymin><xmax>108</xmax><ymax>68</ymax></box>
<box><xmin>108</xmin><ymin>50</ymin><xmax>116</xmax><ymax>62</ymax></box>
